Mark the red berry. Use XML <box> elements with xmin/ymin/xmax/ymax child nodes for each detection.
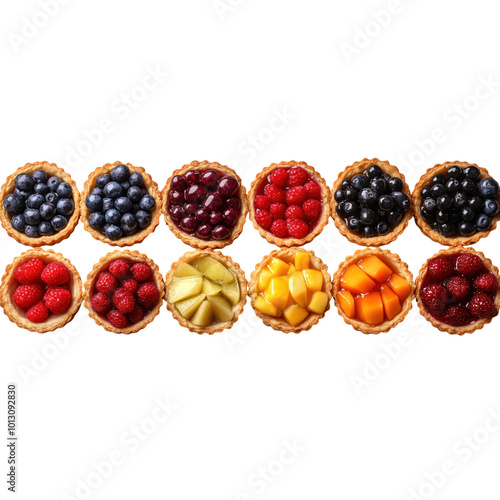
<box><xmin>270</xmin><ymin>219</ymin><xmax>288</xmax><ymax>238</ymax></box>
<box><xmin>285</xmin><ymin>186</ymin><xmax>307</xmax><ymax>206</ymax></box>
<box><xmin>446</xmin><ymin>276</ymin><xmax>471</xmax><ymax>300</ymax></box>
<box><xmin>91</xmin><ymin>292</ymin><xmax>112</xmax><ymax>314</ymax></box>
<box><xmin>112</xmin><ymin>288</ymin><xmax>136</xmax><ymax>314</ymax></box>
<box><xmin>304</xmin><ymin>181</ymin><xmax>321</xmax><ymax>199</ymax></box>
<box><xmin>122</xmin><ymin>279</ymin><xmax>139</xmax><ymax>295</ymax></box>
<box><xmin>269</xmin><ymin>168</ymin><xmax>288</xmax><ymax>188</ymax></box>
<box><xmin>456</xmin><ymin>254</ymin><xmax>483</xmax><ymax>276</ymax></box>
<box><xmin>287</xmin><ymin>166</ymin><xmax>308</xmax><ymax>187</ymax></box>
<box><xmin>43</xmin><ymin>287</ymin><xmax>71</xmax><ymax>314</ymax></box>
<box><xmin>137</xmin><ymin>282</ymin><xmax>160</xmax><ymax>309</ymax></box>
<box><xmin>469</xmin><ymin>292</ymin><xmax>496</xmax><ymax>318</ymax></box>
<box><xmin>264</xmin><ymin>184</ymin><xmax>286</xmax><ymax>203</ymax></box>
<box><xmin>270</xmin><ymin>203</ymin><xmax>287</xmax><ymax>220</ymax></box>
<box><xmin>254</xmin><ymin>195</ymin><xmax>270</xmax><ymax>210</ymax></box>
<box><xmin>443</xmin><ymin>306</ymin><xmax>472</xmax><ymax>326</ymax></box>
<box><xmin>109</xmin><ymin>259</ymin><xmax>130</xmax><ymax>279</ymax></box>
<box><xmin>41</xmin><ymin>262</ymin><xmax>69</xmax><ymax>286</ymax></box>
<box><xmin>285</xmin><ymin>205</ymin><xmax>304</xmax><ymax>220</ymax></box>
<box><xmin>13</xmin><ymin>284</ymin><xmax>44</xmax><ymax>309</ymax></box>
<box><xmin>127</xmin><ymin>305</ymin><xmax>145</xmax><ymax>324</ymax></box>
<box><xmin>302</xmin><ymin>199</ymin><xmax>322</xmax><ymax>221</ymax></box>
<box><xmin>474</xmin><ymin>273</ymin><xmax>498</xmax><ymax>294</ymax></box>
<box><xmin>131</xmin><ymin>263</ymin><xmax>152</xmax><ymax>283</ymax></box>
<box><xmin>427</xmin><ymin>258</ymin><xmax>453</xmax><ymax>281</ymax></box>
<box><xmin>255</xmin><ymin>210</ymin><xmax>273</xmax><ymax>230</ymax></box>
<box><xmin>14</xmin><ymin>258</ymin><xmax>44</xmax><ymax>285</ymax></box>
<box><xmin>26</xmin><ymin>301</ymin><xmax>49</xmax><ymax>323</ymax></box>
<box><xmin>287</xmin><ymin>219</ymin><xmax>309</xmax><ymax>239</ymax></box>
<box><xmin>95</xmin><ymin>272</ymin><xmax>118</xmax><ymax>294</ymax></box>
<box><xmin>421</xmin><ymin>284</ymin><xmax>449</xmax><ymax>313</ymax></box>
<box><xmin>107</xmin><ymin>309</ymin><xmax>128</xmax><ymax>329</ymax></box>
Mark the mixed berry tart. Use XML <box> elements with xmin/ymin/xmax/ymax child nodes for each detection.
<box><xmin>248</xmin><ymin>161</ymin><xmax>330</xmax><ymax>246</ymax></box>
<box><xmin>0</xmin><ymin>249</ymin><xmax>82</xmax><ymax>333</ymax></box>
<box><xmin>415</xmin><ymin>247</ymin><xmax>499</xmax><ymax>334</ymax></box>
<box><xmin>84</xmin><ymin>250</ymin><xmax>165</xmax><ymax>334</ymax></box>
<box><xmin>162</xmin><ymin>161</ymin><xmax>248</xmax><ymax>249</ymax></box>
<box><xmin>331</xmin><ymin>159</ymin><xmax>412</xmax><ymax>246</ymax></box>
<box><xmin>0</xmin><ymin>162</ymin><xmax>80</xmax><ymax>246</ymax></box>
<box><xmin>332</xmin><ymin>248</ymin><xmax>415</xmax><ymax>334</ymax></box>
<box><xmin>165</xmin><ymin>250</ymin><xmax>247</xmax><ymax>334</ymax></box>
<box><xmin>249</xmin><ymin>249</ymin><xmax>332</xmax><ymax>333</ymax></box>
<box><xmin>413</xmin><ymin>161</ymin><xmax>500</xmax><ymax>245</ymax></box>
<box><xmin>81</xmin><ymin>162</ymin><xmax>161</xmax><ymax>246</ymax></box>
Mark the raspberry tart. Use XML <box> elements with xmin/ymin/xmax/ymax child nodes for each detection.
<box><xmin>249</xmin><ymin>249</ymin><xmax>332</xmax><ymax>333</ymax></box>
<box><xmin>84</xmin><ymin>250</ymin><xmax>165</xmax><ymax>334</ymax></box>
<box><xmin>248</xmin><ymin>161</ymin><xmax>330</xmax><ymax>247</ymax></box>
<box><xmin>332</xmin><ymin>248</ymin><xmax>415</xmax><ymax>334</ymax></box>
<box><xmin>413</xmin><ymin>161</ymin><xmax>500</xmax><ymax>246</ymax></box>
<box><xmin>165</xmin><ymin>250</ymin><xmax>247</xmax><ymax>334</ymax></box>
<box><xmin>81</xmin><ymin>161</ymin><xmax>161</xmax><ymax>246</ymax></box>
<box><xmin>331</xmin><ymin>159</ymin><xmax>412</xmax><ymax>246</ymax></box>
<box><xmin>416</xmin><ymin>247</ymin><xmax>499</xmax><ymax>334</ymax></box>
<box><xmin>0</xmin><ymin>249</ymin><xmax>82</xmax><ymax>333</ymax></box>
<box><xmin>0</xmin><ymin>162</ymin><xmax>80</xmax><ymax>246</ymax></box>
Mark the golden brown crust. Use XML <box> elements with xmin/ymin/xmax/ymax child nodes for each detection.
<box><xmin>164</xmin><ymin>250</ymin><xmax>248</xmax><ymax>334</ymax></box>
<box><xmin>332</xmin><ymin>248</ymin><xmax>415</xmax><ymax>334</ymax></box>
<box><xmin>248</xmin><ymin>161</ymin><xmax>331</xmax><ymax>247</ymax></box>
<box><xmin>415</xmin><ymin>246</ymin><xmax>500</xmax><ymax>335</ymax></box>
<box><xmin>330</xmin><ymin>159</ymin><xmax>412</xmax><ymax>246</ymax></box>
<box><xmin>83</xmin><ymin>250</ymin><xmax>165</xmax><ymax>334</ymax></box>
<box><xmin>162</xmin><ymin>161</ymin><xmax>248</xmax><ymax>249</ymax></box>
<box><xmin>80</xmin><ymin>161</ymin><xmax>161</xmax><ymax>246</ymax></box>
<box><xmin>249</xmin><ymin>248</ymin><xmax>332</xmax><ymax>334</ymax></box>
<box><xmin>0</xmin><ymin>162</ymin><xmax>80</xmax><ymax>247</ymax></box>
<box><xmin>0</xmin><ymin>249</ymin><xmax>83</xmax><ymax>333</ymax></box>
<box><xmin>412</xmin><ymin>161</ymin><xmax>500</xmax><ymax>246</ymax></box>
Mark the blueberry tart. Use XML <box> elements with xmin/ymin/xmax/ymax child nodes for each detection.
<box><xmin>413</xmin><ymin>161</ymin><xmax>500</xmax><ymax>245</ymax></box>
<box><xmin>0</xmin><ymin>162</ymin><xmax>80</xmax><ymax>246</ymax></box>
<box><xmin>331</xmin><ymin>159</ymin><xmax>412</xmax><ymax>246</ymax></box>
<box><xmin>162</xmin><ymin>161</ymin><xmax>248</xmax><ymax>249</ymax></box>
<box><xmin>81</xmin><ymin>161</ymin><xmax>161</xmax><ymax>246</ymax></box>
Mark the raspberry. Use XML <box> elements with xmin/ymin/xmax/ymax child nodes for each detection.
<box><xmin>14</xmin><ymin>258</ymin><xmax>44</xmax><ymax>285</ymax></box>
<box><xmin>285</xmin><ymin>205</ymin><xmax>304</xmax><ymax>220</ymax></box>
<box><xmin>255</xmin><ymin>210</ymin><xmax>273</xmax><ymax>230</ymax></box>
<box><xmin>269</xmin><ymin>168</ymin><xmax>288</xmax><ymax>188</ymax></box>
<box><xmin>127</xmin><ymin>305</ymin><xmax>145</xmax><ymax>324</ymax></box>
<box><xmin>95</xmin><ymin>272</ymin><xmax>118</xmax><ymax>294</ymax></box>
<box><xmin>474</xmin><ymin>273</ymin><xmax>498</xmax><ymax>294</ymax></box>
<box><xmin>302</xmin><ymin>199</ymin><xmax>322</xmax><ymax>221</ymax></box>
<box><xmin>428</xmin><ymin>258</ymin><xmax>453</xmax><ymax>281</ymax></box>
<box><xmin>122</xmin><ymin>279</ymin><xmax>139</xmax><ymax>295</ymax></box>
<box><xmin>469</xmin><ymin>292</ymin><xmax>496</xmax><ymax>318</ymax></box>
<box><xmin>43</xmin><ymin>287</ymin><xmax>71</xmax><ymax>314</ymax></box>
<box><xmin>287</xmin><ymin>219</ymin><xmax>309</xmax><ymax>239</ymax></box>
<box><xmin>264</xmin><ymin>184</ymin><xmax>286</xmax><ymax>203</ymax></box>
<box><xmin>446</xmin><ymin>276</ymin><xmax>470</xmax><ymax>300</ymax></box>
<box><xmin>287</xmin><ymin>166</ymin><xmax>308</xmax><ymax>187</ymax></box>
<box><xmin>91</xmin><ymin>292</ymin><xmax>112</xmax><ymax>314</ymax></box>
<box><xmin>270</xmin><ymin>219</ymin><xmax>288</xmax><ymax>238</ymax></box>
<box><xmin>112</xmin><ymin>288</ymin><xmax>136</xmax><ymax>313</ymax></box>
<box><xmin>443</xmin><ymin>306</ymin><xmax>472</xmax><ymax>326</ymax></box>
<box><xmin>26</xmin><ymin>301</ymin><xmax>49</xmax><ymax>323</ymax></box>
<box><xmin>107</xmin><ymin>309</ymin><xmax>128</xmax><ymax>329</ymax></box>
<box><xmin>421</xmin><ymin>284</ymin><xmax>449</xmax><ymax>313</ymax></box>
<box><xmin>131</xmin><ymin>263</ymin><xmax>152</xmax><ymax>283</ymax></box>
<box><xmin>270</xmin><ymin>203</ymin><xmax>287</xmax><ymax>220</ymax></box>
<box><xmin>137</xmin><ymin>282</ymin><xmax>160</xmax><ymax>309</ymax></box>
<box><xmin>304</xmin><ymin>181</ymin><xmax>321</xmax><ymax>200</ymax></box>
<box><xmin>13</xmin><ymin>284</ymin><xmax>44</xmax><ymax>309</ymax></box>
<box><xmin>109</xmin><ymin>259</ymin><xmax>130</xmax><ymax>279</ymax></box>
<box><xmin>254</xmin><ymin>195</ymin><xmax>270</xmax><ymax>210</ymax></box>
<box><xmin>41</xmin><ymin>262</ymin><xmax>69</xmax><ymax>286</ymax></box>
<box><xmin>285</xmin><ymin>186</ymin><xmax>306</xmax><ymax>206</ymax></box>
<box><xmin>456</xmin><ymin>254</ymin><xmax>483</xmax><ymax>276</ymax></box>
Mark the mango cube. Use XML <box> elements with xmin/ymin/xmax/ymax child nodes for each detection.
<box><xmin>337</xmin><ymin>290</ymin><xmax>355</xmax><ymax>318</ymax></box>
<box><xmin>358</xmin><ymin>256</ymin><xmax>393</xmax><ymax>283</ymax></box>
<box><xmin>307</xmin><ymin>291</ymin><xmax>329</xmax><ymax>314</ymax></box>
<box><xmin>388</xmin><ymin>273</ymin><xmax>411</xmax><ymax>301</ymax></box>
<box><xmin>287</xmin><ymin>264</ymin><xmax>296</xmax><ymax>276</ymax></box>
<box><xmin>295</xmin><ymin>251</ymin><xmax>310</xmax><ymax>270</ymax></box>
<box><xmin>254</xmin><ymin>295</ymin><xmax>280</xmax><ymax>317</ymax></box>
<box><xmin>283</xmin><ymin>304</ymin><xmax>309</xmax><ymax>326</ymax></box>
<box><xmin>258</xmin><ymin>268</ymin><xmax>273</xmax><ymax>292</ymax></box>
<box><xmin>289</xmin><ymin>271</ymin><xmax>308</xmax><ymax>308</ymax></box>
<box><xmin>302</xmin><ymin>269</ymin><xmax>324</xmax><ymax>292</ymax></box>
<box><xmin>340</xmin><ymin>265</ymin><xmax>376</xmax><ymax>295</ymax></box>
<box><xmin>355</xmin><ymin>292</ymin><xmax>384</xmax><ymax>325</ymax></box>
<box><xmin>264</xmin><ymin>277</ymin><xmax>289</xmax><ymax>310</ymax></box>
<box><xmin>380</xmin><ymin>283</ymin><xmax>401</xmax><ymax>320</ymax></box>
<box><xmin>269</xmin><ymin>257</ymin><xmax>289</xmax><ymax>276</ymax></box>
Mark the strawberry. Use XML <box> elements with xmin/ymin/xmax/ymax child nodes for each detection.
<box><xmin>109</xmin><ymin>259</ymin><xmax>130</xmax><ymax>279</ymax></box>
<box><xmin>91</xmin><ymin>292</ymin><xmax>112</xmax><ymax>314</ymax></box>
<box><xmin>270</xmin><ymin>203</ymin><xmax>287</xmax><ymax>220</ymax></box>
<box><xmin>287</xmin><ymin>166</ymin><xmax>308</xmax><ymax>187</ymax></box>
<box><xmin>304</xmin><ymin>180</ymin><xmax>321</xmax><ymax>200</ymax></box>
<box><xmin>443</xmin><ymin>306</ymin><xmax>472</xmax><ymax>326</ymax></box>
<box><xmin>137</xmin><ymin>282</ymin><xmax>160</xmax><ymax>309</ymax></box>
<box><xmin>421</xmin><ymin>284</ymin><xmax>449</xmax><ymax>313</ymax></box>
<box><xmin>26</xmin><ymin>301</ymin><xmax>49</xmax><ymax>323</ymax></box>
<box><xmin>302</xmin><ymin>199</ymin><xmax>322</xmax><ymax>221</ymax></box>
<box><xmin>112</xmin><ymin>288</ymin><xmax>136</xmax><ymax>313</ymax></box>
<box><xmin>13</xmin><ymin>284</ymin><xmax>44</xmax><ymax>310</ymax></box>
<box><xmin>255</xmin><ymin>210</ymin><xmax>273</xmax><ymax>230</ymax></box>
<box><xmin>285</xmin><ymin>205</ymin><xmax>305</xmax><ymax>220</ymax></box>
<box><xmin>131</xmin><ymin>263</ymin><xmax>152</xmax><ymax>283</ymax></box>
<box><xmin>95</xmin><ymin>272</ymin><xmax>118</xmax><ymax>294</ymax></box>
<box><xmin>264</xmin><ymin>184</ymin><xmax>286</xmax><ymax>203</ymax></box>
<box><xmin>270</xmin><ymin>219</ymin><xmax>288</xmax><ymax>238</ymax></box>
<box><xmin>122</xmin><ymin>279</ymin><xmax>139</xmax><ymax>295</ymax></box>
<box><xmin>469</xmin><ymin>292</ymin><xmax>496</xmax><ymax>318</ymax></box>
<box><xmin>446</xmin><ymin>276</ymin><xmax>470</xmax><ymax>300</ymax></box>
<box><xmin>43</xmin><ymin>287</ymin><xmax>71</xmax><ymax>314</ymax></box>
<box><xmin>107</xmin><ymin>309</ymin><xmax>128</xmax><ymax>329</ymax></box>
<box><xmin>127</xmin><ymin>305</ymin><xmax>145</xmax><ymax>324</ymax></box>
<box><xmin>41</xmin><ymin>262</ymin><xmax>69</xmax><ymax>286</ymax></box>
<box><xmin>285</xmin><ymin>186</ymin><xmax>306</xmax><ymax>206</ymax></box>
<box><xmin>269</xmin><ymin>168</ymin><xmax>288</xmax><ymax>188</ymax></box>
<box><xmin>14</xmin><ymin>258</ymin><xmax>44</xmax><ymax>285</ymax></box>
<box><xmin>254</xmin><ymin>195</ymin><xmax>270</xmax><ymax>210</ymax></box>
<box><xmin>456</xmin><ymin>254</ymin><xmax>483</xmax><ymax>276</ymax></box>
<box><xmin>287</xmin><ymin>219</ymin><xmax>309</xmax><ymax>239</ymax></box>
<box><xmin>428</xmin><ymin>258</ymin><xmax>453</xmax><ymax>281</ymax></box>
<box><xmin>474</xmin><ymin>273</ymin><xmax>498</xmax><ymax>294</ymax></box>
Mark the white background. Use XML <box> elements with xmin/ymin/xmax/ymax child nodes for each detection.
<box><xmin>1</xmin><ymin>1</ymin><xmax>500</xmax><ymax>499</ymax></box>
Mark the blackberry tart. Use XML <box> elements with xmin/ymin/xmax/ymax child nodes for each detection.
<box><xmin>413</xmin><ymin>161</ymin><xmax>500</xmax><ymax>245</ymax></box>
<box><xmin>331</xmin><ymin>159</ymin><xmax>412</xmax><ymax>246</ymax></box>
<box><xmin>81</xmin><ymin>162</ymin><xmax>161</xmax><ymax>246</ymax></box>
<box><xmin>0</xmin><ymin>162</ymin><xmax>79</xmax><ymax>246</ymax></box>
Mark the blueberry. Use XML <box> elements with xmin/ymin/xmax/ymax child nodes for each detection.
<box><xmin>47</xmin><ymin>176</ymin><xmax>61</xmax><ymax>192</ymax></box>
<box><xmin>121</xmin><ymin>181</ymin><xmax>130</xmax><ymax>191</ymax></box>
<box><xmin>341</xmin><ymin>180</ymin><xmax>352</xmax><ymax>190</ymax></box>
<box><xmin>464</xmin><ymin>166</ymin><xmax>480</xmax><ymax>179</ymax></box>
<box><xmin>367</xmin><ymin>164</ymin><xmax>382</xmax><ymax>178</ymax></box>
<box><xmin>421</xmin><ymin>186</ymin><xmax>431</xmax><ymax>198</ymax></box>
<box><xmin>343</xmin><ymin>202</ymin><xmax>360</xmax><ymax>217</ymax></box>
<box><xmin>24</xmin><ymin>225</ymin><xmax>39</xmax><ymax>238</ymax></box>
<box><xmin>363</xmin><ymin>225</ymin><xmax>377</xmax><ymax>237</ymax></box>
<box><xmin>56</xmin><ymin>182</ymin><xmax>72</xmax><ymax>198</ymax></box>
<box><xmin>120</xmin><ymin>213</ymin><xmax>137</xmax><ymax>232</ymax></box>
<box><xmin>39</xmin><ymin>203</ymin><xmax>56</xmax><ymax>220</ymax></box>
<box><xmin>33</xmin><ymin>183</ymin><xmax>50</xmax><ymax>196</ymax></box>
<box><xmin>15</xmin><ymin>173</ymin><xmax>35</xmax><ymax>191</ymax></box>
<box><xmin>431</xmin><ymin>221</ymin><xmax>441</xmax><ymax>232</ymax></box>
<box><xmin>57</xmin><ymin>198</ymin><xmax>74</xmax><ymax>216</ymax></box>
<box><xmin>484</xmin><ymin>199</ymin><xmax>499</xmax><ymax>217</ymax></box>
<box><xmin>96</xmin><ymin>174</ymin><xmax>112</xmax><ymax>188</ymax></box>
<box><xmin>45</xmin><ymin>192</ymin><xmax>59</xmax><ymax>204</ymax></box>
<box><xmin>376</xmin><ymin>221</ymin><xmax>390</xmax><ymax>235</ymax></box>
<box><xmin>445</xmin><ymin>178</ymin><xmax>460</xmax><ymax>193</ymax></box>
<box><xmin>131</xmin><ymin>203</ymin><xmax>140</xmax><ymax>213</ymax></box>
<box><xmin>440</xmin><ymin>223</ymin><xmax>456</xmax><ymax>237</ymax></box>
<box><xmin>430</xmin><ymin>184</ymin><xmax>446</xmax><ymax>198</ymax></box>
<box><xmin>38</xmin><ymin>221</ymin><xmax>53</xmax><ymax>236</ymax></box>
<box><xmin>139</xmin><ymin>195</ymin><xmax>155</xmax><ymax>211</ymax></box>
<box><xmin>453</xmin><ymin>192</ymin><xmax>467</xmax><ymax>208</ymax></box>
<box><xmin>387</xmin><ymin>209</ymin><xmax>403</xmax><ymax>226</ymax></box>
<box><xmin>423</xmin><ymin>198</ymin><xmax>436</xmax><ymax>212</ymax></box>
<box><xmin>110</xmin><ymin>164</ymin><xmax>130</xmax><ymax>182</ymax></box>
<box><xmin>358</xmin><ymin>188</ymin><xmax>377</xmax><ymax>208</ymax></box>
<box><xmin>431</xmin><ymin>174</ymin><xmax>445</xmax><ymax>185</ymax></box>
<box><xmin>387</xmin><ymin>177</ymin><xmax>403</xmax><ymax>192</ymax></box>
<box><xmin>136</xmin><ymin>210</ymin><xmax>151</xmax><ymax>229</ymax></box>
<box><xmin>11</xmin><ymin>214</ymin><xmax>26</xmax><ymax>232</ymax></box>
<box><xmin>344</xmin><ymin>188</ymin><xmax>358</xmax><ymax>201</ymax></box>
<box><xmin>24</xmin><ymin>208</ymin><xmax>41</xmax><ymax>225</ymax></box>
<box><xmin>370</xmin><ymin>178</ymin><xmax>387</xmax><ymax>195</ymax></box>
<box><xmin>103</xmin><ymin>224</ymin><xmax>123</xmax><ymax>240</ymax></box>
<box><xmin>446</xmin><ymin>165</ymin><xmax>463</xmax><ymax>179</ymax></box>
<box><xmin>88</xmin><ymin>212</ymin><xmax>105</xmax><ymax>229</ymax></box>
<box><xmin>26</xmin><ymin>194</ymin><xmax>45</xmax><ymax>209</ymax></box>
<box><xmin>478</xmin><ymin>177</ymin><xmax>499</xmax><ymax>198</ymax></box>
<box><xmin>347</xmin><ymin>217</ymin><xmax>362</xmax><ymax>232</ymax></box>
<box><xmin>51</xmin><ymin>215</ymin><xmax>67</xmax><ymax>231</ymax></box>
<box><xmin>336</xmin><ymin>201</ymin><xmax>347</xmax><ymax>217</ymax></box>
<box><xmin>3</xmin><ymin>194</ymin><xmax>24</xmax><ymax>215</ymax></box>
<box><xmin>14</xmin><ymin>188</ymin><xmax>30</xmax><ymax>201</ymax></box>
<box><xmin>461</xmin><ymin>179</ymin><xmax>476</xmax><ymax>193</ymax></box>
<box><xmin>421</xmin><ymin>208</ymin><xmax>435</xmax><ymax>223</ymax></box>
<box><xmin>115</xmin><ymin>197</ymin><xmax>133</xmax><ymax>213</ymax></box>
<box><xmin>436</xmin><ymin>210</ymin><xmax>449</xmax><ymax>223</ymax></box>
<box><xmin>468</xmin><ymin>196</ymin><xmax>484</xmax><ymax>212</ymax></box>
<box><xmin>461</xmin><ymin>207</ymin><xmax>475</xmax><ymax>222</ymax></box>
<box><xmin>459</xmin><ymin>221</ymin><xmax>476</xmax><ymax>236</ymax></box>
<box><xmin>475</xmin><ymin>214</ymin><xmax>491</xmax><ymax>230</ymax></box>
<box><xmin>378</xmin><ymin>195</ymin><xmax>394</xmax><ymax>211</ymax></box>
<box><xmin>449</xmin><ymin>209</ymin><xmax>461</xmax><ymax>224</ymax></box>
<box><xmin>105</xmin><ymin>209</ymin><xmax>121</xmax><ymax>225</ymax></box>
<box><xmin>436</xmin><ymin>195</ymin><xmax>452</xmax><ymax>210</ymax></box>
<box><xmin>103</xmin><ymin>182</ymin><xmax>123</xmax><ymax>199</ymax></box>
<box><xmin>351</xmin><ymin>174</ymin><xmax>370</xmax><ymax>191</ymax></box>
<box><xmin>334</xmin><ymin>190</ymin><xmax>344</xmax><ymax>203</ymax></box>
<box><xmin>102</xmin><ymin>198</ymin><xmax>114</xmax><ymax>212</ymax></box>
<box><xmin>32</xmin><ymin>170</ymin><xmax>48</xmax><ymax>184</ymax></box>
<box><xmin>360</xmin><ymin>208</ymin><xmax>376</xmax><ymax>225</ymax></box>
<box><xmin>91</xmin><ymin>187</ymin><xmax>104</xmax><ymax>197</ymax></box>
<box><xmin>127</xmin><ymin>186</ymin><xmax>142</xmax><ymax>203</ymax></box>
<box><xmin>129</xmin><ymin>172</ymin><xmax>144</xmax><ymax>187</ymax></box>
<box><xmin>141</xmin><ymin>188</ymin><xmax>149</xmax><ymax>197</ymax></box>
<box><xmin>85</xmin><ymin>194</ymin><xmax>103</xmax><ymax>211</ymax></box>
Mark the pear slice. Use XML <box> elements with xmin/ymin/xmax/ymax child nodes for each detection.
<box><xmin>191</xmin><ymin>300</ymin><xmax>213</xmax><ymax>327</ymax></box>
<box><xmin>194</xmin><ymin>257</ymin><xmax>235</xmax><ymax>283</ymax></box>
<box><xmin>174</xmin><ymin>262</ymin><xmax>202</xmax><ymax>278</ymax></box>
<box><xmin>168</xmin><ymin>276</ymin><xmax>203</xmax><ymax>303</ymax></box>
<box><xmin>221</xmin><ymin>280</ymin><xmax>240</xmax><ymax>306</ymax></box>
<box><xmin>175</xmin><ymin>293</ymin><xmax>206</xmax><ymax>319</ymax></box>
<box><xmin>207</xmin><ymin>295</ymin><xmax>234</xmax><ymax>323</ymax></box>
<box><xmin>202</xmin><ymin>278</ymin><xmax>222</xmax><ymax>296</ymax></box>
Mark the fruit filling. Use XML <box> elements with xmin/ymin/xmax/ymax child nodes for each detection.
<box><xmin>420</xmin><ymin>253</ymin><xmax>498</xmax><ymax>327</ymax></box>
<box><xmin>253</xmin><ymin>166</ymin><xmax>323</xmax><ymax>240</ymax></box>
<box><xmin>419</xmin><ymin>165</ymin><xmax>499</xmax><ymax>238</ymax></box>
<box><xmin>334</xmin><ymin>164</ymin><xmax>410</xmax><ymax>238</ymax></box>
<box><xmin>3</xmin><ymin>170</ymin><xmax>75</xmax><ymax>238</ymax></box>
<box><xmin>168</xmin><ymin>256</ymin><xmax>241</xmax><ymax>327</ymax></box>
<box><xmin>254</xmin><ymin>250</ymin><xmax>329</xmax><ymax>326</ymax></box>
<box><xmin>167</xmin><ymin>169</ymin><xmax>241</xmax><ymax>241</ymax></box>
<box><xmin>337</xmin><ymin>255</ymin><xmax>411</xmax><ymax>325</ymax></box>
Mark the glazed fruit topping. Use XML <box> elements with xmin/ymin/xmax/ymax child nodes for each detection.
<box><xmin>168</xmin><ymin>169</ymin><xmax>241</xmax><ymax>242</ymax></box>
<box><xmin>419</xmin><ymin>165</ymin><xmax>499</xmax><ymax>238</ymax></box>
<box><xmin>3</xmin><ymin>170</ymin><xmax>74</xmax><ymax>238</ymax></box>
<box><xmin>334</xmin><ymin>165</ymin><xmax>410</xmax><ymax>238</ymax></box>
<box><xmin>85</xmin><ymin>164</ymin><xmax>155</xmax><ymax>241</ymax></box>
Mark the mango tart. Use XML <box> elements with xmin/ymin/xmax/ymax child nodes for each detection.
<box><xmin>332</xmin><ymin>248</ymin><xmax>415</xmax><ymax>334</ymax></box>
<box><xmin>165</xmin><ymin>250</ymin><xmax>247</xmax><ymax>334</ymax></box>
<box><xmin>249</xmin><ymin>248</ymin><xmax>332</xmax><ymax>333</ymax></box>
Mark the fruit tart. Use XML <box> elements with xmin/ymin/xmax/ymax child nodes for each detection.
<box><xmin>81</xmin><ymin>161</ymin><xmax>161</xmax><ymax>246</ymax></box>
<box><xmin>0</xmin><ymin>249</ymin><xmax>82</xmax><ymax>333</ymax></box>
<box><xmin>84</xmin><ymin>250</ymin><xmax>165</xmax><ymax>334</ymax></box>
<box><xmin>162</xmin><ymin>161</ymin><xmax>248</xmax><ymax>249</ymax></box>
<box><xmin>331</xmin><ymin>159</ymin><xmax>412</xmax><ymax>246</ymax></box>
<box><xmin>249</xmin><ymin>249</ymin><xmax>332</xmax><ymax>333</ymax></box>
<box><xmin>416</xmin><ymin>247</ymin><xmax>499</xmax><ymax>334</ymax></box>
<box><xmin>413</xmin><ymin>161</ymin><xmax>499</xmax><ymax>245</ymax></box>
<box><xmin>332</xmin><ymin>248</ymin><xmax>415</xmax><ymax>334</ymax></box>
<box><xmin>0</xmin><ymin>162</ymin><xmax>80</xmax><ymax>246</ymax></box>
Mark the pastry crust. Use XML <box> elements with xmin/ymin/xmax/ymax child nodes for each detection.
<box><xmin>80</xmin><ymin>161</ymin><xmax>161</xmax><ymax>246</ymax></box>
<box><xmin>162</xmin><ymin>161</ymin><xmax>248</xmax><ymax>249</ymax></box>
<box><xmin>415</xmin><ymin>246</ymin><xmax>500</xmax><ymax>335</ymax></box>
<box><xmin>330</xmin><ymin>158</ymin><xmax>412</xmax><ymax>246</ymax></box>
<box><xmin>0</xmin><ymin>161</ymin><xmax>80</xmax><ymax>246</ymax></box>
<box><xmin>83</xmin><ymin>250</ymin><xmax>165</xmax><ymax>334</ymax></box>
<box><xmin>332</xmin><ymin>248</ymin><xmax>415</xmax><ymax>334</ymax></box>
<box><xmin>412</xmin><ymin>161</ymin><xmax>500</xmax><ymax>246</ymax></box>
<box><xmin>164</xmin><ymin>249</ymin><xmax>248</xmax><ymax>334</ymax></box>
<box><xmin>249</xmin><ymin>248</ymin><xmax>332</xmax><ymax>333</ymax></box>
<box><xmin>0</xmin><ymin>249</ymin><xmax>83</xmax><ymax>333</ymax></box>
